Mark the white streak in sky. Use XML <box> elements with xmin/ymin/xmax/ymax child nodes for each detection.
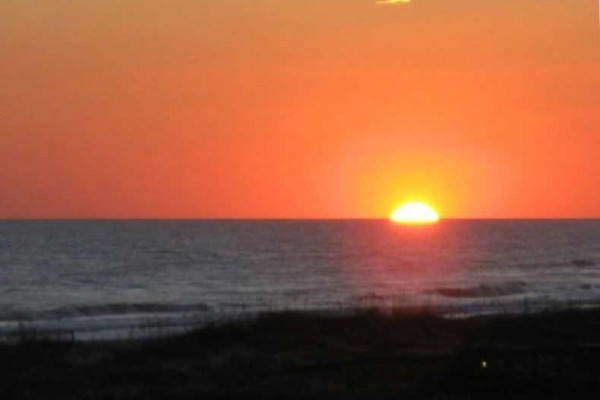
<box><xmin>375</xmin><ymin>0</ymin><xmax>411</xmax><ymax>5</ymax></box>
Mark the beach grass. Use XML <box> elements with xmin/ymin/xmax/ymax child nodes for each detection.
<box><xmin>2</xmin><ymin>307</ymin><xmax>600</xmax><ymax>398</ymax></box>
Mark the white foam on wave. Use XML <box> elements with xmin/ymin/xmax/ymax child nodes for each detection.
<box><xmin>0</xmin><ymin>309</ymin><xmax>228</xmax><ymax>342</ymax></box>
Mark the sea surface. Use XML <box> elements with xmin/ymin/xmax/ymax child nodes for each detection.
<box><xmin>1</xmin><ymin>220</ymin><xmax>599</xmax><ymax>340</ymax></box>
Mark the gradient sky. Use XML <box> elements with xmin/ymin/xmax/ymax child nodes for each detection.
<box><xmin>1</xmin><ymin>0</ymin><xmax>599</xmax><ymax>219</ymax></box>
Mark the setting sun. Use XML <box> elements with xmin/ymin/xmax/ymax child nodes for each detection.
<box><xmin>390</xmin><ymin>202</ymin><xmax>440</xmax><ymax>225</ymax></box>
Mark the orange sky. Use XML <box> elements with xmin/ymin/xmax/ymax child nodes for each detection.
<box><xmin>1</xmin><ymin>0</ymin><xmax>599</xmax><ymax>219</ymax></box>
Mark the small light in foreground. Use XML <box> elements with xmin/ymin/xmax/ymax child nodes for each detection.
<box><xmin>390</xmin><ymin>202</ymin><xmax>440</xmax><ymax>225</ymax></box>
<box><xmin>481</xmin><ymin>360</ymin><xmax>488</xmax><ymax>369</ymax></box>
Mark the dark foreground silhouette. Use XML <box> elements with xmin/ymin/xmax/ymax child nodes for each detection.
<box><xmin>2</xmin><ymin>308</ymin><xmax>600</xmax><ymax>399</ymax></box>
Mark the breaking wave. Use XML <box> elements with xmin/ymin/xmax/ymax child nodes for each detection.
<box><xmin>429</xmin><ymin>282</ymin><xmax>527</xmax><ymax>299</ymax></box>
<box><xmin>0</xmin><ymin>302</ymin><xmax>211</xmax><ymax>321</ymax></box>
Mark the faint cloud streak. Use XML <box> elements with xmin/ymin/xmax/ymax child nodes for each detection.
<box><xmin>375</xmin><ymin>0</ymin><xmax>411</xmax><ymax>5</ymax></box>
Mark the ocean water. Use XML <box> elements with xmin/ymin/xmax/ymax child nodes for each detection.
<box><xmin>1</xmin><ymin>220</ymin><xmax>599</xmax><ymax>340</ymax></box>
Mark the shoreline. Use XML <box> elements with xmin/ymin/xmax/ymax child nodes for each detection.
<box><xmin>3</xmin><ymin>297</ymin><xmax>600</xmax><ymax>343</ymax></box>
<box><xmin>2</xmin><ymin>307</ymin><xmax>600</xmax><ymax>398</ymax></box>
<box><xmin>3</xmin><ymin>298</ymin><xmax>600</xmax><ymax>343</ymax></box>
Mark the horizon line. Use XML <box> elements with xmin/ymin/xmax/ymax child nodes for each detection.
<box><xmin>1</xmin><ymin>217</ymin><xmax>599</xmax><ymax>222</ymax></box>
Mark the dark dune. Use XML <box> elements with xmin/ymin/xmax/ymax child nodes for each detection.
<box><xmin>2</xmin><ymin>307</ymin><xmax>600</xmax><ymax>399</ymax></box>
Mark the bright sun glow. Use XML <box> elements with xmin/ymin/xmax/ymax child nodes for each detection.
<box><xmin>390</xmin><ymin>202</ymin><xmax>440</xmax><ymax>224</ymax></box>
